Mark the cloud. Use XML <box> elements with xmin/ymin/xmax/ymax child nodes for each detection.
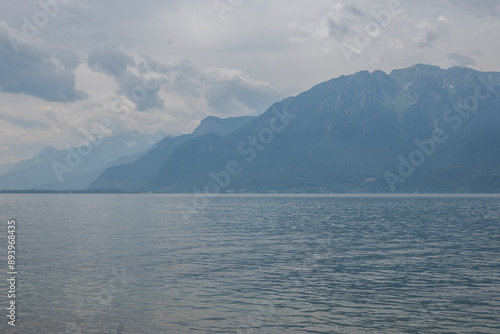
<box><xmin>291</xmin><ymin>2</ymin><xmax>370</xmax><ymax>43</ymax></box>
<box><xmin>413</xmin><ymin>15</ymin><xmax>454</xmax><ymax>48</ymax></box>
<box><xmin>327</xmin><ymin>18</ymin><xmax>351</xmax><ymax>40</ymax></box>
<box><xmin>413</xmin><ymin>20</ymin><xmax>438</xmax><ymax>47</ymax></box>
<box><xmin>115</xmin><ymin>72</ymin><xmax>164</xmax><ymax>111</ymax></box>
<box><xmin>345</xmin><ymin>4</ymin><xmax>365</xmax><ymax>17</ymax></box>
<box><xmin>0</xmin><ymin>25</ymin><xmax>87</xmax><ymax>103</ymax></box>
<box><xmin>325</xmin><ymin>3</ymin><xmax>365</xmax><ymax>41</ymax></box>
<box><xmin>87</xmin><ymin>48</ymin><xmax>135</xmax><ymax>77</ymax></box>
<box><xmin>203</xmin><ymin>67</ymin><xmax>280</xmax><ymax>114</ymax></box>
<box><xmin>84</xmin><ymin>53</ymin><xmax>282</xmax><ymax>116</ymax></box>
<box><xmin>86</xmin><ymin>49</ymin><xmax>164</xmax><ymax>111</ymax></box>
<box><xmin>446</xmin><ymin>0</ymin><xmax>500</xmax><ymax>18</ymax></box>
<box><xmin>437</xmin><ymin>15</ymin><xmax>453</xmax><ymax>25</ymax></box>
<box><xmin>137</xmin><ymin>58</ymin><xmax>282</xmax><ymax>115</ymax></box>
<box><xmin>0</xmin><ymin>114</ymin><xmax>52</xmax><ymax>130</ymax></box>
<box><xmin>448</xmin><ymin>52</ymin><xmax>476</xmax><ymax>67</ymax></box>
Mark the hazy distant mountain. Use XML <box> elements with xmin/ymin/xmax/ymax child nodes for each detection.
<box><xmin>88</xmin><ymin>116</ymin><xmax>256</xmax><ymax>191</ymax></box>
<box><xmin>0</xmin><ymin>163</ymin><xmax>15</xmax><ymax>175</ymax></box>
<box><xmin>0</xmin><ymin>132</ymin><xmax>163</xmax><ymax>190</ymax></box>
<box><xmin>33</xmin><ymin>150</ymin><xmax>148</xmax><ymax>191</ymax></box>
<box><xmin>139</xmin><ymin>64</ymin><xmax>500</xmax><ymax>193</ymax></box>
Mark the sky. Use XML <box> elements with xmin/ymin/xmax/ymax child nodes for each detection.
<box><xmin>0</xmin><ymin>0</ymin><xmax>500</xmax><ymax>165</ymax></box>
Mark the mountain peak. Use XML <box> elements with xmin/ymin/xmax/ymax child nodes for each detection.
<box><xmin>36</xmin><ymin>146</ymin><xmax>58</xmax><ymax>160</ymax></box>
<box><xmin>192</xmin><ymin>116</ymin><xmax>256</xmax><ymax>137</ymax></box>
<box><xmin>390</xmin><ymin>63</ymin><xmax>444</xmax><ymax>77</ymax></box>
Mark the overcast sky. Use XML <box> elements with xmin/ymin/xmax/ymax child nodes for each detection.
<box><xmin>1</xmin><ymin>0</ymin><xmax>499</xmax><ymax>164</ymax></box>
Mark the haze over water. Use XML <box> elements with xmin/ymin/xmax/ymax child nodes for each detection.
<box><xmin>1</xmin><ymin>194</ymin><xmax>500</xmax><ymax>333</ymax></box>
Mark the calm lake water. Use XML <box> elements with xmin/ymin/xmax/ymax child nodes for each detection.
<box><xmin>0</xmin><ymin>194</ymin><xmax>500</xmax><ymax>333</ymax></box>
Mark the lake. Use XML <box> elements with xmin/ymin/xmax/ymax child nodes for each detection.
<box><xmin>1</xmin><ymin>194</ymin><xmax>499</xmax><ymax>333</ymax></box>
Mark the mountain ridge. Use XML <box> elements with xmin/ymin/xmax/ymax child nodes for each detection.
<box><xmin>88</xmin><ymin>115</ymin><xmax>256</xmax><ymax>191</ymax></box>
<box><xmin>0</xmin><ymin>132</ymin><xmax>163</xmax><ymax>191</ymax></box>
<box><xmin>139</xmin><ymin>64</ymin><xmax>500</xmax><ymax>193</ymax></box>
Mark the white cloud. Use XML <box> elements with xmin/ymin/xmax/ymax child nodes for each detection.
<box><xmin>437</xmin><ymin>15</ymin><xmax>453</xmax><ymax>25</ymax></box>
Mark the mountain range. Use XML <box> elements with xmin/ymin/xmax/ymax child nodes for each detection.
<box><xmin>88</xmin><ymin>116</ymin><xmax>255</xmax><ymax>192</ymax></box>
<box><xmin>0</xmin><ymin>132</ymin><xmax>163</xmax><ymax>191</ymax></box>
<box><xmin>3</xmin><ymin>64</ymin><xmax>500</xmax><ymax>193</ymax></box>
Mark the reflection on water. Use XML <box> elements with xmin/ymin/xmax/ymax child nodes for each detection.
<box><xmin>0</xmin><ymin>194</ymin><xmax>499</xmax><ymax>333</ymax></box>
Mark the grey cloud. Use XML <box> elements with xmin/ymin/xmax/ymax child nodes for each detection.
<box><xmin>417</xmin><ymin>30</ymin><xmax>437</xmax><ymax>47</ymax></box>
<box><xmin>0</xmin><ymin>32</ymin><xmax>87</xmax><ymax>102</ymax></box>
<box><xmin>171</xmin><ymin>61</ymin><xmax>205</xmax><ymax>98</ymax></box>
<box><xmin>86</xmin><ymin>50</ymin><xmax>163</xmax><ymax>111</ymax></box>
<box><xmin>446</xmin><ymin>0</ymin><xmax>500</xmax><ymax>17</ymax></box>
<box><xmin>203</xmin><ymin>67</ymin><xmax>281</xmax><ymax>114</ymax></box>
<box><xmin>0</xmin><ymin>114</ymin><xmax>52</xmax><ymax>130</ymax></box>
<box><xmin>328</xmin><ymin>18</ymin><xmax>351</xmax><ymax>40</ymax></box>
<box><xmin>413</xmin><ymin>21</ymin><xmax>438</xmax><ymax>48</ymax></box>
<box><xmin>326</xmin><ymin>3</ymin><xmax>366</xmax><ymax>41</ymax></box>
<box><xmin>55</xmin><ymin>48</ymin><xmax>81</xmax><ymax>70</ymax></box>
<box><xmin>141</xmin><ymin>58</ymin><xmax>204</xmax><ymax>98</ymax></box>
<box><xmin>139</xmin><ymin>56</ymin><xmax>192</xmax><ymax>76</ymax></box>
<box><xmin>116</xmin><ymin>72</ymin><xmax>164</xmax><ymax>111</ymax></box>
<box><xmin>140</xmin><ymin>58</ymin><xmax>282</xmax><ymax>115</ymax></box>
<box><xmin>449</xmin><ymin>52</ymin><xmax>476</xmax><ymax>67</ymax></box>
<box><xmin>345</xmin><ymin>4</ymin><xmax>364</xmax><ymax>17</ymax></box>
<box><xmin>87</xmin><ymin>48</ymin><xmax>135</xmax><ymax>77</ymax></box>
